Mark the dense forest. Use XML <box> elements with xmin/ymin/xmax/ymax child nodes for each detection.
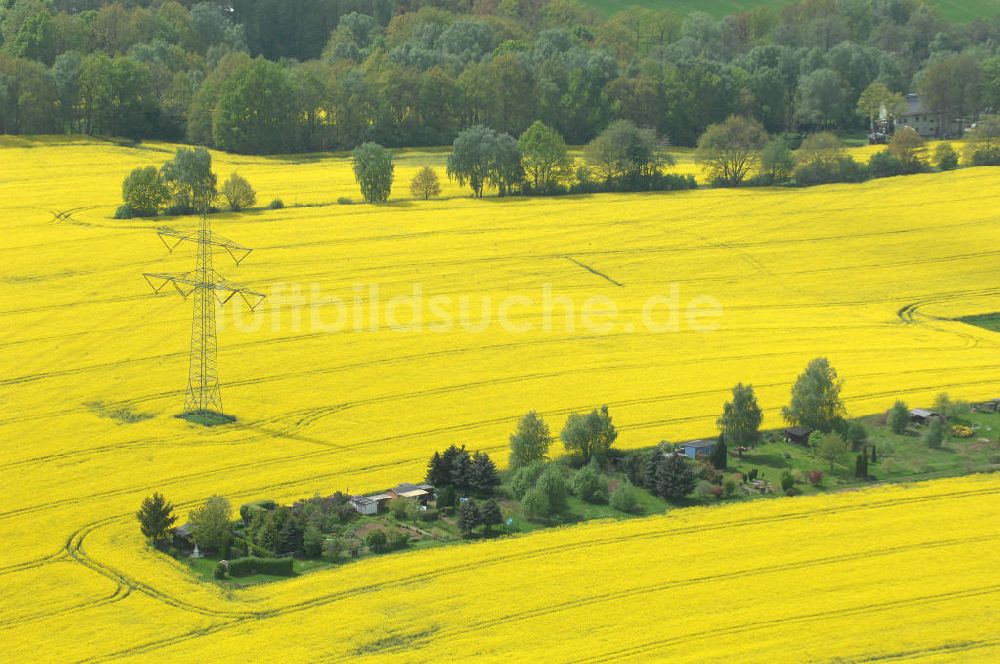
<box><xmin>2</xmin><ymin>0</ymin><xmax>1000</xmax><ymax>153</ymax></box>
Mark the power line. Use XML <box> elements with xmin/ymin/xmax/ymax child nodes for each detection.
<box><xmin>144</xmin><ymin>214</ymin><xmax>264</xmax><ymax>415</ymax></box>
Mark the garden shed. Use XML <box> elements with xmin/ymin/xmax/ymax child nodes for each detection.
<box><xmin>349</xmin><ymin>493</ymin><xmax>392</xmax><ymax>516</ymax></box>
<box><xmin>783</xmin><ymin>427</ymin><xmax>813</xmax><ymax>445</ymax></box>
<box><xmin>909</xmin><ymin>409</ymin><xmax>940</xmax><ymax>425</ymax></box>
<box><xmin>680</xmin><ymin>439</ymin><xmax>716</xmax><ymax>459</ymax></box>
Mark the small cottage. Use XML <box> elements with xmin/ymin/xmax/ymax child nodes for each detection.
<box><xmin>783</xmin><ymin>426</ymin><xmax>813</xmax><ymax>445</ymax></box>
<box><xmin>680</xmin><ymin>439</ymin><xmax>716</xmax><ymax>459</ymax></box>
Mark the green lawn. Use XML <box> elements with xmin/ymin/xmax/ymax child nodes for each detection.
<box><xmin>183</xmin><ymin>554</ymin><xmax>338</xmax><ymax>587</ymax></box>
<box><xmin>957</xmin><ymin>312</ymin><xmax>1000</xmax><ymax>333</ymax></box>
<box><xmin>581</xmin><ymin>0</ymin><xmax>997</xmax><ymax>23</ymax></box>
<box><xmin>727</xmin><ymin>406</ymin><xmax>1000</xmax><ymax>494</ymax></box>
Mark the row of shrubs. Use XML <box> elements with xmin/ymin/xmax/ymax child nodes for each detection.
<box><xmin>522</xmin><ymin>172</ymin><xmax>697</xmax><ymax>196</ymax></box>
<box><xmin>215</xmin><ymin>556</ymin><xmax>294</xmax><ymax>579</ymax></box>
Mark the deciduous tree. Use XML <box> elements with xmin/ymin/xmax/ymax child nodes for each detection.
<box><xmin>352</xmin><ymin>141</ymin><xmax>394</xmax><ymax>203</ymax></box>
<box><xmin>409</xmin><ymin>166</ymin><xmax>440</xmax><ymax>200</ymax></box>
<box><xmin>695</xmin><ymin>115</ymin><xmax>767</xmax><ymax>186</ymax></box>
<box><xmin>888</xmin><ymin>126</ymin><xmax>926</xmax><ymax>172</ymax></box>
<box><xmin>817</xmin><ymin>433</ymin><xmax>852</xmax><ymax>471</ymax></box>
<box><xmin>782</xmin><ymin>357</ymin><xmax>847</xmax><ymax>432</ymax></box>
<box><xmin>759</xmin><ymin>136</ymin><xmax>795</xmax><ymax>184</ymax></box>
<box><xmin>122</xmin><ymin>166</ymin><xmax>169</xmax><ymax>217</ymax></box>
<box><xmin>560</xmin><ymin>405</ymin><xmax>617</xmax><ymax>463</ymax></box>
<box><xmin>717</xmin><ymin>383</ymin><xmax>764</xmax><ymax>446</ymax></box>
<box><xmin>509</xmin><ymin>411</ymin><xmax>552</xmax><ymax>469</ymax></box>
<box><xmin>188</xmin><ymin>495</ymin><xmax>232</xmax><ymax>552</ymax></box>
<box><xmin>220</xmin><ymin>172</ymin><xmax>256</xmax><ymax>211</ymax></box>
<box><xmin>518</xmin><ymin>120</ymin><xmax>571</xmax><ymax>188</ymax></box>
<box><xmin>160</xmin><ymin>146</ymin><xmax>217</xmax><ymax>214</ymax></box>
<box><xmin>888</xmin><ymin>400</ymin><xmax>910</xmax><ymax>435</ymax></box>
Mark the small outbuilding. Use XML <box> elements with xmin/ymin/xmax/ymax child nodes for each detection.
<box><xmin>783</xmin><ymin>427</ymin><xmax>814</xmax><ymax>445</ymax></box>
<box><xmin>909</xmin><ymin>408</ymin><xmax>940</xmax><ymax>425</ymax></box>
<box><xmin>679</xmin><ymin>439</ymin><xmax>716</xmax><ymax>459</ymax></box>
<box><xmin>388</xmin><ymin>482</ymin><xmax>435</xmax><ymax>504</ymax></box>
<box><xmin>171</xmin><ymin>523</ymin><xmax>194</xmax><ymax>550</ymax></box>
<box><xmin>349</xmin><ymin>493</ymin><xmax>392</xmax><ymax>516</ymax></box>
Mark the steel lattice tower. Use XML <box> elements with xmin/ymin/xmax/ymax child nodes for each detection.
<box><xmin>144</xmin><ymin>214</ymin><xmax>264</xmax><ymax>415</ymax></box>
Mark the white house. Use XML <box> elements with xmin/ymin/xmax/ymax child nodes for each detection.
<box><xmin>896</xmin><ymin>94</ymin><xmax>965</xmax><ymax>138</ymax></box>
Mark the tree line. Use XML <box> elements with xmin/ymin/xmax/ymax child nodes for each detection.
<box><xmin>4</xmin><ymin>0</ymin><xmax>1000</xmax><ymax>153</ymax></box>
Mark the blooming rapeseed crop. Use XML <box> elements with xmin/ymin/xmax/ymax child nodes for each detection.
<box><xmin>1</xmin><ymin>137</ymin><xmax>998</xmax><ymax>660</ymax></box>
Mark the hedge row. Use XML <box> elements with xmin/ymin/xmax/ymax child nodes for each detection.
<box><xmin>226</xmin><ymin>556</ymin><xmax>294</xmax><ymax>577</ymax></box>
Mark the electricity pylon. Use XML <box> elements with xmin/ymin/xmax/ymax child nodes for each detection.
<box><xmin>144</xmin><ymin>214</ymin><xmax>265</xmax><ymax>415</ymax></box>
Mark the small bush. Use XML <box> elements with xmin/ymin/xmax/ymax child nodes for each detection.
<box><xmin>807</xmin><ymin>470</ymin><xmax>823</xmax><ymax>485</ymax></box>
<box><xmin>418</xmin><ymin>507</ymin><xmax>439</xmax><ymax>522</ymax></box>
<box><xmin>114</xmin><ymin>205</ymin><xmax>137</xmax><ymax>219</ymax></box>
<box><xmin>386</xmin><ymin>527</ymin><xmax>409</xmax><ymax>551</ymax></box>
<box><xmin>366</xmin><ymin>529</ymin><xmax>389</xmax><ymax>553</ymax></box>
<box><xmin>337</xmin><ymin>196</ymin><xmax>354</xmax><ymax>205</ymax></box>
<box><xmin>609</xmin><ymin>481</ymin><xmax>640</xmax><ymax>513</ymax></box>
<box><xmin>934</xmin><ymin>143</ymin><xmax>959</xmax><ymax>170</ymax></box>
<box><xmin>389</xmin><ymin>497</ymin><xmax>416</xmax><ymax>521</ymax></box>
<box><xmin>780</xmin><ymin>470</ymin><xmax>796</xmax><ymax>492</ymax></box>
<box><xmin>302</xmin><ymin>526</ymin><xmax>324</xmax><ymax>558</ymax></box>
<box><xmin>795</xmin><ymin>156</ymin><xmax>866</xmax><ymax>185</ymax></box>
<box><xmin>520</xmin><ymin>181</ymin><xmax>570</xmax><ymax>196</ymax></box>
<box><xmin>226</xmin><ymin>556</ymin><xmax>293</xmax><ymax>577</ymax></box>
<box><xmin>321</xmin><ymin>537</ymin><xmax>343</xmax><ymax>561</ymax></box>
<box><xmin>214</xmin><ymin>561</ymin><xmax>228</xmax><ymax>579</ymax></box>
<box><xmin>521</xmin><ymin>486</ymin><xmax>551</xmax><ymax>519</ymax></box>
<box><xmin>925</xmin><ymin>418</ymin><xmax>947</xmax><ymax>449</ymax></box>
<box><xmin>571</xmin><ymin>464</ymin><xmax>608</xmax><ymax>504</ymax></box>
<box><xmin>508</xmin><ymin>461</ymin><xmax>546</xmax><ymax>499</ymax></box>
<box><xmin>268</xmin><ymin>198</ymin><xmax>285</xmax><ymax>209</ymax></box>
<box><xmin>868</xmin><ymin>151</ymin><xmax>905</xmax><ymax>179</ymax></box>
<box><xmin>969</xmin><ymin>147</ymin><xmax>1000</xmax><ymax>166</ymax></box>
<box><xmin>723</xmin><ymin>479</ymin><xmax>737</xmax><ymax>498</ymax></box>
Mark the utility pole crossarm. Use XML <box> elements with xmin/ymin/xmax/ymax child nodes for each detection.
<box><xmin>155</xmin><ymin>227</ymin><xmax>254</xmax><ymax>265</ymax></box>
<box><xmin>143</xmin><ymin>272</ymin><xmax>266</xmax><ymax>309</ymax></box>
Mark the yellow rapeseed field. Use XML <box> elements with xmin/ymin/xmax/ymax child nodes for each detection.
<box><xmin>1</xmin><ymin>136</ymin><xmax>998</xmax><ymax>661</ymax></box>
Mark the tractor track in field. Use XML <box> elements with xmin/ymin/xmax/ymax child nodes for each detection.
<box><xmin>569</xmin><ymin>582</ymin><xmax>1000</xmax><ymax>664</ymax></box>
<box><xmin>855</xmin><ymin>636</ymin><xmax>1000</xmax><ymax>661</ymax></box>
<box><xmin>0</xmin><ymin>580</ymin><xmax>130</xmax><ymax>631</ymax></box>
<box><xmin>72</xmin><ymin>482</ymin><xmax>1000</xmax><ymax>661</ymax></box>
<box><xmin>334</xmin><ymin>532</ymin><xmax>1000</xmax><ymax>659</ymax></box>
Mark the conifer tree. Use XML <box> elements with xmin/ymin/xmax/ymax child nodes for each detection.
<box><xmin>136</xmin><ymin>492</ymin><xmax>177</xmax><ymax>543</ymax></box>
